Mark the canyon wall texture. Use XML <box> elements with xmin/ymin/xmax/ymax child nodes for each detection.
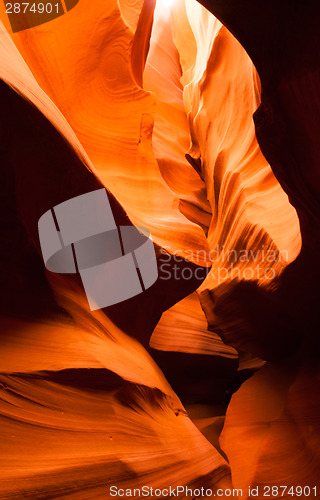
<box><xmin>0</xmin><ymin>0</ymin><xmax>318</xmax><ymax>498</ymax></box>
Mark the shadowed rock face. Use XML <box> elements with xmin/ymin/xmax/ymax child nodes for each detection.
<box><xmin>0</xmin><ymin>0</ymin><xmax>319</xmax><ymax>497</ymax></box>
<box><xmin>194</xmin><ymin>0</ymin><xmax>320</xmax><ymax>494</ymax></box>
<box><xmin>193</xmin><ymin>2</ymin><xmax>320</xmax><ymax>357</ymax></box>
<box><xmin>0</xmin><ymin>80</ymin><xmax>208</xmax><ymax>346</ymax></box>
<box><xmin>183</xmin><ymin>0</ymin><xmax>320</xmax><ymax>364</ymax></box>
